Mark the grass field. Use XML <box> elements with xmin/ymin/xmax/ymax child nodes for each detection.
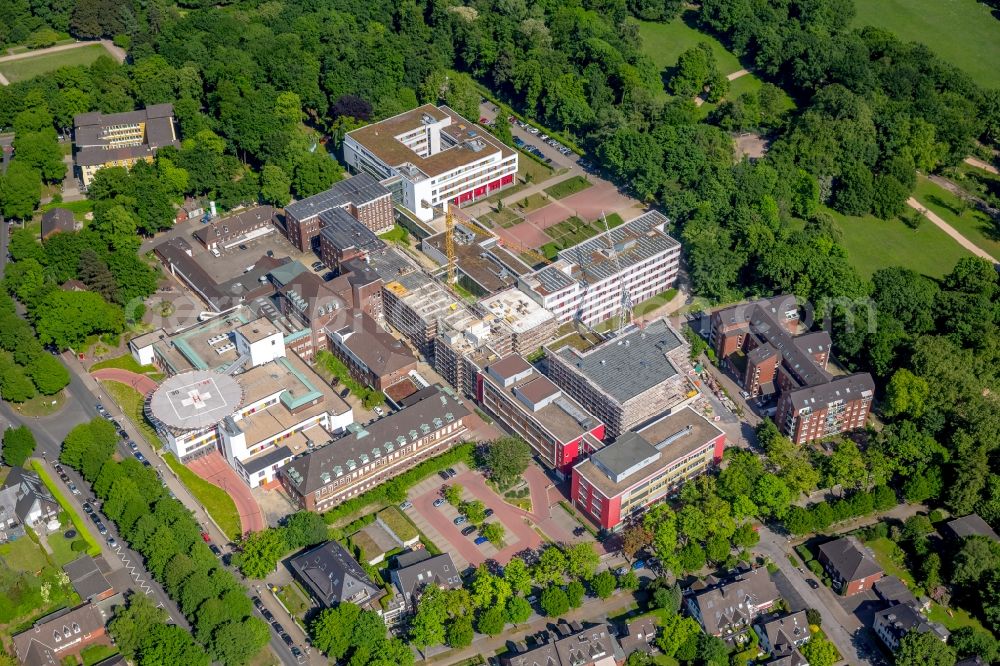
<box><xmin>39</xmin><ymin>199</ymin><xmax>92</xmax><ymax>222</ymax></box>
<box><xmin>0</xmin><ymin>43</ymin><xmax>110</xmax><ymax>83</ymax></box>
<box><xmin>81</xmin><ymin>644</ymin><xmax>119</xmax><ymax>666</ymax></box>
<box><xmin>865</xmin><ymin>537</ymin><xmax>917</xmax><ymax>589</ymax></box>
<box><xmin>541</xmin><ymin>216</ymin><xmax>606</xmax><ymax>259</ymax></box>
<box><xmin>478</xmin><ymin>207</ymin><xmax>523</xmax><ymax>229</ymax></box>
<box><xmin>911</xmin><ymin>175</ymin><xmax>1000</xmax><ymax>261</ymax></box>
<box><xmin>852</xmin><ymin>0</ymin><xmax>1000</xmax><ymax>88</ymax></box>
<box><xmin>635</xmin><ymin>14</ymin><xmax>741</xmax><ymax>79</ymax></box>
<box><xmin>378</xmin><ymin>223</ymin><xmax>410</xmax><ymax>244</ymax></box>
<box><xmin>824</xmin><ymin>207</ymin><xmax>971</xmax><ymax>279</ymax></box>
<box><xmin>91</xmin><ymin>353</ymin><xmax>165</xmax><ymax>381</ymax></box>
<box><xmin>163</xmin><ymin>453</ymin><xmax>242</xmax><ymax>541</ymax></box>
<box><xmin>99</xmin><ymin>380</ymin><xmax>162</xmax><ymax>450</ymax></box>
<box><xmin>513</xmin><ymin>192</ymin><xmax>551</xmax><ymax>213</ymax></box>
<box><xmin>544</xmin><ymin>175</ymin><xmax>592</xmax><ymax>200</ymax></box>
<box><xmin>31</xmin><ymin>461</ymin><xmax>102</xmax><ymax>557</ymax></box>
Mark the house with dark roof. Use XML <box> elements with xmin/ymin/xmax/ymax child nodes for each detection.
<box><xmin>283</xmin><ymin>172</ymin><xmax>394</xmax><ymax>251</ymax></box>
<box><xmin>818</xmin><ymin>536</ymin><xmax>883</xmax><ymax>596</ymax></box>
<box><xmin>946</xmin><ymin>513</ymin><xmax>999</xmax><ymax>543</ymax></box>
<box><xmin>686</xmin><ymin>568</ymin><xmax>780</xmax><ymax>640</ymax></box>
<box><xmin>12</xmin><ymin>603</ymin><xmax>108</xmax><ymax>666</ymax></box>
<box><xmin>756</xmin><ymin>611</ymin><xmax>811</xmax><ymax>661</ymax></box>
<box><xmin>618</xmin><ymin>617</ymin><xmax>657</xmax><ymax>657</ymax></box>
<box><xmin>40</xmin><ymin>208</ymin><xmax>79</xmax><ymax>240</ymax></box>
<box><xmin>873</xmin><ymin>600</ymin><xmax>949</xmax><ymax>651</ymax></box>
<box><xmin>389</xmin><ymin>550</ymin><xmax>461</xmax><ymax>610</ymax></box>
<box><xmin>288</xmin><ymin>540</ymin><xmax>384</xmax><ymax>610</ymax></box>
<box><xmin>327</xmin><ymin>309</ymin><xmax>417</xmax><ymax>391</ymax></box>
<box><xmin>74</xmin><ymin>104</ymin><xmax>179</xmax><ymax>188</ymax></box>
<box><xmin>501</xmin><ymin>620</ymin><xmax>624</xmax><ymax>666</ymax></box>
<box><xmin>0</xmin><ymin>467</ymin><xmax>60</xmax><ymax>529</ymax></box>
<box><xmin>192</xmin><ymin>206</ymin><xmax>275</xmax><ymax>251</ymax></box>
<box><xmin>63</xmin><ymin>556</ymin><xmax>114</xmax><ymax>602</ymax></box>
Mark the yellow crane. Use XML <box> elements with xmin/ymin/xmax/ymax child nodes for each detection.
<box><xmin>445</xmin><ymin>208</ymin><xmax>456</xmax><ymax>284</ymax></box>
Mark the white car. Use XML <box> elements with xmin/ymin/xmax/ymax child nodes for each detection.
<box><xmin>739</xmin><ymin>390</ymin><xmax>751</xmax><ymax>400</ymax></box>
<box><xmin>374</xmin><ymin>406</ymin><xmax>385</xmax><ymax>417</ymax></box>
<box><xmin>527</xmin><ymin>126</ymin><xmax>539</xmax><ymax>134</ymax></box>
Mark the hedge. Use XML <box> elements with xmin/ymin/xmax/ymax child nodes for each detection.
<box><xmin>322</xmin><ymin>442</ymin><xmax>476</xmax><ymax>525</ymax></box>
<box><xmin>795</xmin><ymin>544</ymin><xmax>814</xmax><ymax>563</ymax></box>
<box><xmin>30</xmin><ymin>460</ymin><xmax>101</xmax><ymax>557</ymax></box>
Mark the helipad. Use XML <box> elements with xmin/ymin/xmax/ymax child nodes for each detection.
<box><xmin>148</xmin><ymin>370</ymin><xmax>244</xmax><ymax>431</ymax></box>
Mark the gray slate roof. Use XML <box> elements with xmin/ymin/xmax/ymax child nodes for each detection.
<box><xmin>62</xmin><ymin>557</ymin><xmax>113</xmax><ymax>601</ymax></box>
<box><xmin>818</xmin><ymin>536</ymin><xmax>883</xmax><ymax>581</ymax></box>
<box><xmin>390</xmin><ymin>552</ymin><xmax>461</xmax><ymax>604</ymax></box>
<box><xmin>284</xmin><ymin>172</ymin><xmax>388</xmax><ymax>223</ymax></box>
<box><xmin>947</xmin><ymin>513</ymin><xmax>999</xmax><ymax>542</ymax></box>
<box><xmin>288</xmin><ymin>540</ymin><xmax>382</xmax><ymax>608</ymax></box>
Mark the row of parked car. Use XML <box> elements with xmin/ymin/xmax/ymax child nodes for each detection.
<box><xmin>252</xmin><ymin>596</ymin><xmax>306</xmax><ymax>663</ymax></box>
<box><xmin>508</xmin><ymin>117</ymin><xmax>574</xmax><ymax>155</ymax></box>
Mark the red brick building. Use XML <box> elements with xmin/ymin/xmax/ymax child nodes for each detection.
<box><xmin>571</xmin><ymin>407</ymin><xmax>725</xmax><ymax>531</ymax></box>
<box><xmin>818</xmin><ymin>536</ymin><xmax>884</xmax><ymax>596</ymax></box>
<box><xmin>284</xmin><ymin>172</ymin><xmax>394</xmax><ymax>252</ymax></box>
<box><xmin>710</xmin><ymin>295</ymin><xmax>874</xmax><ymax>443</ymax></box>
<box><xmin>477</xmin><ymin>355</ymin><xmax>605</xmax><ymax>475</ymax></box>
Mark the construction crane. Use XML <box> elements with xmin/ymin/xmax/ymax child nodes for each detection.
<box><xmin>600</xmin><ymin>211</ymin><xmax>632</xmax><ymax>334</ymax></box>
<box><xmin>445</xmin><ymin>208</ymin><xmax>456</xmax><ymax>284</ymax></box>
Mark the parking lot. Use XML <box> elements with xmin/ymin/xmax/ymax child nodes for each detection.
<box><xmin>404</xmin><ymin>464</ymin><xmax>544</xmax><ymax>570</ymax></box>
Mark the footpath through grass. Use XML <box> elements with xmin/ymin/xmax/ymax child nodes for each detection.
<box><xmin>852</xmin><ymin>0</ymin><xmax>1000</xmax><ymax>89</ymax></box>
<box><xmin>911</xmin><ymin>175</ymin><xmax>1000</xmax><ymax>261</ymax></box>
<box><xmin>163</xmin><ymin>453</ymin><xmax>242</xmax><ymax>541</ymax></box>
<box><xmin>824</xmin><ymin>207</ymin><xmax>971</xmax><ymax>279</ymax></box>
<box><xmin>30</xmin><ymin>460</ymin><xmax>101</xmax><ymax>557</ymax></box>
<box><xmin>0</xmin><ymin>43</ymin><xmax>110</xmax><ymax>83</ymax></box>
<box><xmin>98</xmin><ymin>380</ymin><xmax>162</xmax><ymax>450</ymax></box>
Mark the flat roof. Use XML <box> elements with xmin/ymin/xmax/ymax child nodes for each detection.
<box><xmin>284</xmin><ymin>172</ymin><xmax>389</xmax><ymax>223</ymax></box>
<box><xmin>319</xmin><ymin>207</ymin><xmax>386</xmax><ymax>254</ymax></box>
<box><xmin>347</xmin><ymin>104</ymin><xmax>513</xmax><ymax>180</ymax></box>
<box><xmin>551</xmin><ymin>319</ymin><xmax>686</xmax><ymax>404</ymax></box>
<box><xmin>192</xmin><ymin>206</ymin><xmax>274</xmax><ymax>246</ymax></box>
<box><xmin>484</xmin><ymin>366</ymin><xmax>600</xmax><ymax>445</ymax></box>
<box><xmin>237</xmin><ymin>318</ymin><xmax>279</xmax><ymax>344</ymax></box>
<box><xmin>423</xmin><ymin>225</ymin><xmax>518</xmax><ymax>294</ymax></box>
<box><xmin>577</xmin><ymin>407</ymin><xmax>723</xmax><ymax>496</ymax></box>
<box><xmin>148</xmin><ymin>370</ymin><xmax>244</xmax><ymax>431</ymax></box>
<box><xmin>478</xmin><ymin>289</ymin><xmax>555</xmax><ymax>334</ymax></box>
<box><xmin>522</xmin><ymin>211</ymin><xmax>678</xmax><ymax>297</ymax></box>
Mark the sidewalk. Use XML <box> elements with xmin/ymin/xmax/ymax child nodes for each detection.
<box><xmin>907</xmin><ymin>197</ymin><xmax>997</xmax><ymax>263</ymax></box>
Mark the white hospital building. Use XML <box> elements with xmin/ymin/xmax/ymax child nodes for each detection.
<box><xmin>343</xmin><ymin>104</ymin><xmax>517</xmax><ymax>222</ymax></box>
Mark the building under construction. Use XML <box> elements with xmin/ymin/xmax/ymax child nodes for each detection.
<box><xmin>477</xmin><ymin>288</ymin><xmax>556</xmax><ymax>357</ymax></box>
<box><xmin>544</xmin><ymin>319</ymin><xmax>699</xmax><ymax>439</ymax></box>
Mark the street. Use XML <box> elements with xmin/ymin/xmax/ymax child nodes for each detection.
<box><xmin>755</xmin><ymin>525</ymin><xmax>886</xmax><ymax>665</ymax></box>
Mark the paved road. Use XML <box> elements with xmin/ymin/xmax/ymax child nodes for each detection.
<box><xmin>756</xmin><ymin>525</ymin><xmax>885</xmax><ymax>666</ymax></box>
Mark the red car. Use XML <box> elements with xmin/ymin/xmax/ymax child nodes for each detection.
<box><xmin>201</xmin><ymin>532</ymin><xmax>211</xmax><ymax>543</ymax></box>
<box><xmin>479</xmin><ymin>117</ymin><xmax>488</xmax><ymax>124</ymax></box>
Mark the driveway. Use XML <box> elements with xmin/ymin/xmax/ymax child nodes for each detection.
<box><xmin>186</xmin><ymin>451</ymin><xmax>266</xmax><ymax>535</ymax></box>
<box><xmin>91</xmin><ymin>368</ymin><xmax>158</xmax><ymax>396</ymax></box>
<box><xmin>756</xmin><ymin>525</ymin><xmax>886</xmax><ymax>665</ymax></box>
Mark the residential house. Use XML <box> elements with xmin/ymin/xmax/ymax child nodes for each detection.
<box><xmin>63</xmin><ymin>556</ymin><xmax>114</xmax><ymax>603</ymax></box>
<box><xmin>40</xmin><ymin>208</ymin><xmax>79</xmax><ymax>240</ymax></box>
<box><xmin>501</xmin><ymin>620</ymin><xmax>624</xmax><ymax>666</ymax></box>
<box><xmin>686</xmin><ymin>568</ymin><xmax>780</xmax><ymax>640</ymax></box>
<box><xmin>945</xmin><ymin>513</ymin><xmax>999</xmax><ymax>543</ymax></box>
<box><xmin>389</xmin><ymin>550</ymin><xmax>461</xmax><ymax>611</ymax></box>
<box><xmin>873</xmin><ymin>601</ymin><xmax>949</xmax><ymax>651</ymax></box>
<box><xmin>618</xmin><ymin>617</ymin><xmax>657</xmax><ymax>657</ymax></box>
<box><xmin>0</xmin><ymin>467</ymin><xmax>60</xmax><ymax>528</ymax></box>
<box><xmin>12</xmin><ymin>603</ymin><xmax>108</xmax><ymax>666</ymax></box>
<box><xmin>756</xmin><ymin>611</ymin><xmax>811</xmax><ymax>662</ymax></box>
<box><xmin>817</xmin><ymin>536</ymin><xmax>883</xmax><ymax>596</ymax></box>
<box><xmin>288</xmin><ymin>540</ymin><xmax>384</xmax><ymax>611</ymax></box>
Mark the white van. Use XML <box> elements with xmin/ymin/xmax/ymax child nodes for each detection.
<box><xmin>211</xmin><ymin>248</ymin><xmax>221</xmax><ymax>258</ymax></box>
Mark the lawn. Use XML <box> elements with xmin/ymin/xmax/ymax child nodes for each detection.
<box><xmin>0</xmin><ymin>43</ymin><xmax>111</xmax><ymax>83</ymax></box>
<box><xmin>276</xmin><ymin>582</ymin><xmax>311</xmax><ymax>619</ymax></box>
<box><xmin>377</xmin><ymin>506</ymin><xmax>418</xmax><ymax>542</ymax></box>
<box><xmin>90</xmin><ymin>353</ymin><xmax>165</xmax><ymax>381</ymax></box>
<box><xmin>513</xmin><ymin>192</ymin><xmax>551</xmax><ymax>214</ymax></box>
<box><xmin>39</xmin><ymin>199</ymin><xmax>93</xmax><ymax>222</ymax></box>
<box><xmin>98</xmin><ymin>380</ymin><xmax>162</xmax><ymax>450</ymax></box>
<box><xmin>864</xmin><ymin>537</ymin><xmax>917</xmax><ymax>589</ymax></box>
<box><xmin>544</xmin><ymin>175</ymin><xmax>593</xmax><ymax>200</ymax></box>
<box><xmin>46</xmin><ymin>528</ymin><xmax>84</xmax><ymax>567</ymax></box>
<box><xmin>30</xmin><ymin>461</ymin><xmax>101</xmax><ymax>557</ymax></box>
<box><xmin>0</xmin><ymin>531</ymin><xmax>80</xmax><ymax>628</ymax></box>
<box><xmin>17</xmin><ymin>390</ymin><xmax>67</xmax><ymax>417</ymax></box>
<box><xmin>518</xmin><ymin>152</ymin><xmax>554</xmax><ymax>184</ymax></box>
<box><xmin>911</xmin><ymin>175</ymin><xmax>1000</xmax><ymax>261</ymax></box>
<box><xmin>163</xmin><ymin>453</ymin><xmax>242</xmax><ymax>541</ymax></box>
<box><xmin>378</xmin><ymin>223</ymin><xmax>410</xmax><ymax>244</ymax></box>
<box><xmin>478</xmin><ymin>207</ymin><xmax>523</xmax><ymax>229</ymax></box>
<box><xmin>80</xmin><ymin>643</ymin><xmax>119</xmax><ymax>666</ymax></box>
<box><xmin>927</xmin><ymin>601</ymin><xmax>989</xmax><ymax>634</ymax></box>
<box><xmin>633</xmin><ymin>288</ymin><xmax>679</xmax><ymax>317</ymax></box>
<box><xmin>824</xmin><ymin>207</ymin><xmax>971</xmax><ymax>279</ymax></box>
<box><xmin>852</xmin><ymin>0</ymin><xmax>1000</xmax><ymax>89</ymax></box>
<box><xmin>635</xmin><ymin>13</ymin><xmax>742</xmax><ymax>80</ymax></box>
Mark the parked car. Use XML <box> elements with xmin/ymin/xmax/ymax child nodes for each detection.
<box><xmin>807</xmin><ymin>579</ymin><xmax>820</xmax><ymax>589</ymax></box>
<box><xmin>210</xmin><ymin>544</ymin><xmax>222</xmax><ymax>557</ymax></box>
<box><xmin>252</xmin><ymin>596</ymin><xmax>264</xmax><ymax>611</ymax></box>
<box><xmin>262</xmin><ymin>609</ymin><xmax>275</xmax><ymax>623</ymax></box>
<box><xmin>68</xmin><ymin>482</ymin><xmax>80</xmax><ymax>495</ymax></box>
<box><xmin>82</xmin><ymin>502</ymin><xmax>93</xmax><ymax>514</ymax></box>
<box><xmin>323</xmin><ymin>271</ymin><xmax>336</xmax><ymax>281</ymax></box>
<box><xmin>95</xmin><ymin>403</ymin><xmax>105</xmax><ymax>414</ymax></box>
<box><xmin>311</xmin><ymin>261</ymin><xmax>324</xmax><ymax>270</ymax></box>
<box><xmin>96</xmin><ymin>522</ymin><xmax>107</xmax><ymax>535</ymax></box>
<box><xmin>461</xmin><ymin>525</ymin><xmax>477</xmax><ymax>536</ymax></box>
<box><xmin>90</xmin><ymin>513</ymin><xmax>102</xmax><ymax>525</ymax></box>
<box><xmin>438</xmin><ymin>470</ymin><xmax>450</xmax><ymax>481</ymax></box>
<box><xmin>454</xmin><ymin>516</ymin><xmax>467</xmax><ymax>525</ymax></box>
<box><xmin>201</xmin><ymin>532</ymin><xmax>212</xmax><ymax>543</ymax></box>
<box><xmin>54</xmin><ymin>463</ymin><xmax>63</xmax><ymax>474</ymax></box>
<box><xmin>484</xmin><ymin>508</ymin><xmax>494</xmax><ymax>518</ymax></box>
<box><xmin>118</xmin><ymin>429</ymin><xmax>128</xmax><ymax>439</ymax></box>
<box><xmin>740</xmin><ymin>390</ymin><xmax>751</xmax><ymax>399</ymax></box>
<box><xmin>141</xmin><ymin>460</ymin><xmax>151</xmax><ymax>468</ymax></box>
<box><xmin>616</xmin><ymin>566</ymin><xmax>628</xmax><ymax>575</ymax></box>
<box><xmin>128</xmin><ymin>441</ymin><xmax>139</xmax><ymax>452</ymax></box>
<box><xmin>291</xmin><ymin>646</ymin><xmax>306</xmax><ymax>663</ymax></box>
<box><xmin>238</xmin><ymin>244</ymin><xmax>248</xmax><ymax>250</ymax></box>
<box><xmin>107</xmin><ymin>536</ymin><xmax>117</xmax><ymax>548</ymax></box>
<box><xmin>110</xmin><ymin>419</ymin><xmax>121</xmax><ymax>429</ymax></box>
<box><xmin>272</xmin><ymin>622</ymin><xmax>285</xmax><ymax>634</ymax></box>
<box><xmin>134</xmin><ymin>451</ymin><xmax>146</xmax><ymax>462</ymax></box>
<box><xmin>527</xmin><ymin>126</ymin><xmax>539</xmax><ymax>134</ymax></box>
<box><xmin>399</xmin><ymin>501</ymin><xmax>413</xmax><ymax>510</ymax></box>
<box><xmin>59</xmin><ymin>472</ymin><xmax>70</xmax><ymax>483</ymax></box>
<box><xmin>446</xmin><ymin>468</ymin><xmax>458</xmax><ymax>478</ymax></box>
<box><xmin>373</xmin><ymin>406</ymin><xmax>385</xmax><ymax>417</ymax></box>
<box><xmin>281</xmin><ymin>633</ymin><xmax>294</xmax><ymax>647</ymax></box>
<box><xmin>631</xmin><ymin>559</ymin><xmax>646</xmax><ymax>571</ymax></box>
<box><xmin>479</xmin><ymin>117</ymin><xmax>488</xmax><ymax>124</ymax></box>
<box><xmin>433</xmin><ymin>498</ymin><xmax>446</xmax><ymax>508</ymax></box>
<box><xmin>474</xmin><ymin>536</ymin><xmax>489</xmax><ymax>545</ymax></box>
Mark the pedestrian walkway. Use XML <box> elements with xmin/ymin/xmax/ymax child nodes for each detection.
<box><xmin>907</xmin><ymin>197</ymin><xmax>997</xmax><ymax>263</ymax></box>
<box><xmin>90</xmin><ymin>368</ymin><xmax>158</xmax><ymax>396</ymax></box>
<box><xmin>964</xmin><ymin>155</ymin><xmax>999</xmax><ymax>175</ymax></box>
<box><xmin>186</xmin><ymin>451</ymin><xmax>266</xmax><ymax>535</ymax></box>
